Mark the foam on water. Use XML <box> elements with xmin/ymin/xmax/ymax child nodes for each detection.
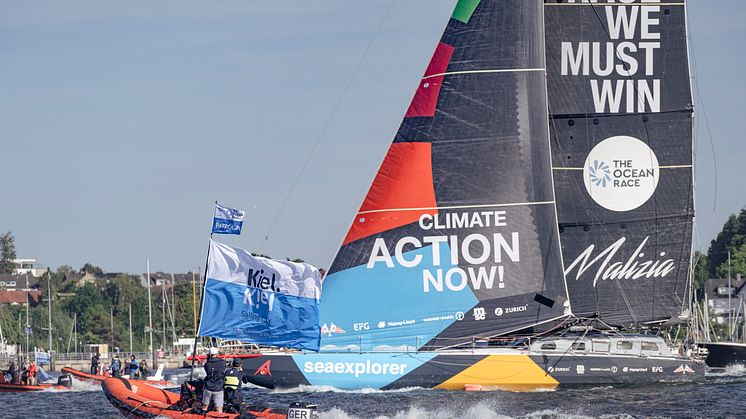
<box><xmin>270</xmin><ymin>385</ymin><xmax>425</xmax><ymax>394</ymax></box>
<box><xmin>318</xmin><ymin>404</ymin><xmax>596</xmax><ymax>419</ymax></box>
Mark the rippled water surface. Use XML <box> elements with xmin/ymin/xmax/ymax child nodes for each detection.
<box><xmin>1</xmin><ymin>368</ymin><xmax>745</xmax><ymax>418</ymax></box>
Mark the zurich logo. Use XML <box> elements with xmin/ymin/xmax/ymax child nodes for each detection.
<box><xmin>588</xmin><ymin>160</ymin><xmax>611</xmax><ymax>187</ymax></box>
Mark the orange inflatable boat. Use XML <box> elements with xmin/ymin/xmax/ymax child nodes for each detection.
<box><xmin>62</xmin><ymin>367</ymin><xmax>173</xmax><ymax>387</ymax></box>
<box><xmin>101</xmin><ymin>377</ymin><xmax>294</xmax><ymax>418</ymax></box>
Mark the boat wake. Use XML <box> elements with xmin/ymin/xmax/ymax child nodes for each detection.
<box><xmin>270</xmin><ymin>385</ymin><xmax>425</xmax><ymax>394</ymax></box>
<box><xmin>44</xmin><ymin>379</ymin><xmax>101</xmax><ymax>392</ymax></box>
<box><xmin>706</xmin><ymin>363</ymin><xmax>746</xmax><ymax>379</ymax></box>
<box><xmin>318</xmin><ymin>405</ymin><xmax>595</xmax><ymax>419</ymax></box>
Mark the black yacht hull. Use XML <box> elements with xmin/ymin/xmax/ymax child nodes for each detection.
<box><xmin>700</xmin><ymin>342</ymin><xmax>746</xmax><ymax>369</ymax></box>
<box><xmin>240</xmin><ymin>351</ymin><xmax>704</xmax><ymax>391</ymax></box>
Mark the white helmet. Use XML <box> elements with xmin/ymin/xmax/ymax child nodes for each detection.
<box><xmin>208</xmin><ymin>347</ymin><xmax>219</xmax><ymax>355</ymax></box>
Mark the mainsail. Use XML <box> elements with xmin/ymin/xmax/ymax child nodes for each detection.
<box><xmin>319</xmin><ymin>0</ymin><xmax>569</xmax><ymax>351</ymax></box>
<box><xmin>545</xmin><ymin>0</ymin><xmax>694</xmax><ymax>326</ymax></box>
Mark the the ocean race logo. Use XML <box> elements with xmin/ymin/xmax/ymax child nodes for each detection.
<box><xmin>583</xmin><ymin>136</ymin><xmax>659</xmax><ymax>212</ymax></box>
<box><xmin>365</xmin><ymin>210</ymin><xmax>519</xmax><ymax>293</ymax></box>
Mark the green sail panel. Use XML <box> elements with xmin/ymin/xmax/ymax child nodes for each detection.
<box><xmin>452</xmin><ymin>0</ymin><xmax>481</xmax><ymax>23</ymax></box>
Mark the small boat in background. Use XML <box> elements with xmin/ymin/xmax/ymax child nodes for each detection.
<box><xmin>62</xmin><ymin>366</ymin><xmax>173</xmax><ymax>387</ymax></box>
<box><xmin>0</xmin><ymin>373</ymin><xmax>73</xmax><ymax>392</ymax></box>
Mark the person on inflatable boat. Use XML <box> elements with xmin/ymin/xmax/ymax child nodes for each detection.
<box><xmin>201</xmin><ymin>347</ymin><xmax>226</xmax><ymax>413</ymax></box>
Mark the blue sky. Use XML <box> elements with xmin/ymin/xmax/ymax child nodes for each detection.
<box><xmin>1</xmin><ymin>1</ymin><xmax>743</xmax><ymax>274</ymax></box>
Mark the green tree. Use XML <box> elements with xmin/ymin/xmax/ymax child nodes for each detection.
<box><xmin>707</xmin><ymin>209</ymin><xmax>746</xmax><ymax>276</ymax></box>
<box><xmin>715</xmin><ymin>242</ymin><xmax>746</xmax><ymax>280</ymax></box>
<box><xmin>0</xmin><ymin>232</ymin><xmax>17</xmax><ymax>274</ymax></box>
<box><xmin>80</xmin><ymin>263</ymin><xmax>104</xmax><ymax>275</ymax></box>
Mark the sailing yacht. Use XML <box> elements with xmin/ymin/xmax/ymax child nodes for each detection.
<box><xmin>241</xmin><ymin>0</ymin><xmax>704</xmax><ymax>390</ymax></box>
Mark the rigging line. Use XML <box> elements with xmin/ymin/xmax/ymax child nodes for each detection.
<box><xmin>257</xmin><ymin>0</ymin><xmax>398</xmax><ymax>252</ymax></box>
<box><xmin>686</xmin><ymin>10</ymin><xmax>719</xmax><ymax>252</ymax></box>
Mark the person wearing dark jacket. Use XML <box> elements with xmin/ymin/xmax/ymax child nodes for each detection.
<box><xmin>91</xmin><ymin>352</ymin><xmax>100</xmax><ymax>375</ymax></box>
<box><xmin>110</xmin><ymin>355</ymin><xmax>122</xmax><ymax>378</ymax></box>
<box><xmin>201</xmin><ymin>348</ymin><xmax>226</xmax><ymax>413</ymax></box>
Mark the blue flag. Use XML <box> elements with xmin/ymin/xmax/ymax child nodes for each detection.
<box><xmin>212</xmin><ymin>203</ymin><xmax>245</xmax><ymax>235</ymax></box>
<box><xmin>198</xmin><ymin>240</ymin><xmax>322</xmax><ymax>351</ymax></box>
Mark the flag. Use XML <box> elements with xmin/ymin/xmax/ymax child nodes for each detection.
<box><xmin>211</xmin><ymin>203</ymin><xmax>245</xmax><ymax>235</ymax></box>
<box><xmin>198</xmin><ymin>240</ymin><xmax>322</xmax><ymax>351</ymax></box>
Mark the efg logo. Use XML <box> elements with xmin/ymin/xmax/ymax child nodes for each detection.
<box><xmin>583</xmin><ymin>136</ymin><xmax>660</xmax><ymax>212</ymax></box>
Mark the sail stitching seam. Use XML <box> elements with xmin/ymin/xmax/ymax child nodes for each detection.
<box><xmin>422</xmin><ymin>68</ymin><xmax>546</xmax><ymax>80</ymax></box>
<box><xmin>357</xmin><ymin>201</ymin><xmax>555</xmax><ymax>215</ymax></box>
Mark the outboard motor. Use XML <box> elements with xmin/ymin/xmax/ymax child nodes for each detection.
<box><xmin>57</xmin><ymin>373</ymin><xmax>73</xmax><ymax>388</ymax></box>
<box><xmin>287</xmin><ymin>402</ymin><xmax>317</xmax><ymax>419</ymax></box>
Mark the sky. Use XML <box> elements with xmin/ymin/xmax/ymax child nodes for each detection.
<box><xmin>1</xmin><ymin>1</ymin><xmax>743</xmax><ymax>275</ymax></box>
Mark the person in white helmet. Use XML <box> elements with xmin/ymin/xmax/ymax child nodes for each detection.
<box><xmin>201</xmin><ymin>347</ymin><xmax>226</xmax><ymax>413</ymax></box>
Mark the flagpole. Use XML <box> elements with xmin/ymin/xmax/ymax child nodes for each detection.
<box><xmin>147</xmin><ymin>259</ymin><xmax>155</xmax><ymax>369</ymax></box>
<box><xmin>189</xmin><ymin>201</ymin><xmax>217</xmax><ymax>381</ymax></box>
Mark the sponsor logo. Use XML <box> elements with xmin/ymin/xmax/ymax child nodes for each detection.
<box><xmin>505</xmin><ymin>304</ymin><xmax>528</xmax><ymax>314</ymax></box>
<box><xmin>611</xmin><ymin>366</ymin><xmax>618</xmax><ymax>373</ymax></box>
<box><xmin>246</xmin><ymin>269</ymin><xmax>281</xmax><ymax>292</ymax></box>
<box><xmin>673</xmin><ymin>364</ymin><xmax>695</xmax><ymax>374</ymax></box>
<box><xmin>622</xmin><ymin>367</ymin><xmax>628</xmax><ymax>373</ymax></box>
<box><xmin>565</xmin><ymin>236</ymin><xmax>675</xmax><ymax>287</ymax></box>
<box><xmin>652</xmin><ymin>366</ymin><xmax>663</xmax><ymax>373</ymax></box>
<box><xmin>253</xmin><ymin>360</ymin><xmax>272</xmax><ymax>376</ymax></box>
<box><xmin>320</xmin><ymin>322</ymin><xmax>346</xmax><ymax>337</ymax></box>
<box><xmin>626</xmin><ymin>367</ymin><xmax>648</xmax><ymax>373</ymax></box>
<box><xmin>548</xmin><ymin>366</ymin><xmax>570</xmax><ymax>373</ymax></box>
<box><xmin>244</xmin><ymin>287</ymin><xmax>275</xmax><ymax>311</ymax></box>
<box><xmin>377</xmin><ymin>321</ymin><xmax>386</xmax><ymax>329</ymax></box>
<box><xmin>377</xmin><ymin>319</ymin><xmax>416</xmax><ymax>327</ymax></box>
<box><xmin>473</xmin><ymin>307</ymin><xmax>486</xmax><ymax>321</ymax></box>
<box><xmin>583</xmin><ymin>135</ymin><xmax>660</xmax><ymax>212</ymax></box>
<box><xmin>303</xmin><ymin>360</ymin><xmax>408</xmax><ymax>378</ymax></box>
<box><xmin>576</xmin><ymin>365</ymin><xmax>585</xmax><ymax>375</ymax></box>
<box><xmin>456</xmin><ymin>311</ymin><xmax>465</xmax><ymax>321</ymax></box>
<box><xmin>423</xmin><ymin>315</ymin><xmax>454</xmax><ymax>323</ymax></box>
<box><xmin>588</xmin><ymin>160</ymin><xmax>612</xmax><ymax>187</ymax></box>
<box><xmin>494</xmin><ymin>307</ymin><xmax>504</xmax><ymax>316</ymax></box>
<box><xmin>353</xmin><ymin>322</ymin><xmax>370</xmax><ymax>331</ymax></box>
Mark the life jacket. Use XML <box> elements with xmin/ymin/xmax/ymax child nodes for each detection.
<box><xmin>28</xmin><ymin>363</ymin><xmax>38</xmax><ymax>377</ymax></box>
<box><xmin>224</xmin><ymin>374</ymin><xmax>240</xmax><ymax>390</ymax></box>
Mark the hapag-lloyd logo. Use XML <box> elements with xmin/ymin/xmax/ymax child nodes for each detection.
<box><xmin>565</xmin><ymin>236</ymin><xmax>675</xmax><ymax>287</ymax></box>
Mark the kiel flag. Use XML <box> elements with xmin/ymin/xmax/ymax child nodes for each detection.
<box><xmin>212</xmin><ymin>203</ymin><xmax>245</xmax><ymax>235</ymax></box>
<box><xmin>198</xmin><ymin>240</ymin><xmax>322</xmax><ymax>351</ymax></box>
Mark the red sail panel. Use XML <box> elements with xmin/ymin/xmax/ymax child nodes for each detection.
<box><xmin>404</xmin><ymin>42</ymin><xmax>454</xmax><ymax>118</ymax></box>
<box><xmin>343</xmin><ymin>142</ymin><xmax>436</xmax><ymax>245</ymax></box>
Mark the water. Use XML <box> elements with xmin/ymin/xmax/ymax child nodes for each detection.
<box><xmin>1</xmin><ymin>368</ymin><xmax>745</xmax><ymax>418</ymax></box>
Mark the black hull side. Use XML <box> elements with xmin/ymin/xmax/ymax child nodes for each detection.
<box><xmin>700</xmin><ymin>342</ymin><xmax>746</xmax><ymax>369</ymax></box>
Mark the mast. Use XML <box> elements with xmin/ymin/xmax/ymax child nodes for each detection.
<box><xmin>110</xmin><ymin>307</ymin><xmax>114</xmax><ymax>350</ymax></box>
<box><xmin>129</xmin><ymin>303</ymin><xmax>133</xmax><ymax>354</ymax></box>
<box><xmin>728</xmin><ymin>251</ymin><xmax>732</xmax><ymax>339</ymax></box>
<box><xmin>47</xmin><ymin>269</ymin><xmax>52</xmax><ymax>355</ymax></box>
<box><xmin>192</xmin><ymin>271</ymin><xmax>197</xmax><ymax>335</ymax></box>
<box><xmin>25</xmin><ymin>274</ymin><xmax>29</xmax><ymax>360</ymax></box>
<box><xmin>74</xmin><ymin>312</ymin><xmax>77</xmax><ymax>353</ymax></box>
<box><xmin>161</xmin><ymin>285</ymin><xmax>166</xmax><ymax>350</ymax></box>
<box><xmin>146</xmin><ymin>259</ymin><xmax>155</xmax><ymax>368</ymax></box>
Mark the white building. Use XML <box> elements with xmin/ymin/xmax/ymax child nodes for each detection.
<box><xmin>12</xmin><ymin>258</ymin><xmax>45</xmax><ymax>277</ymax></box>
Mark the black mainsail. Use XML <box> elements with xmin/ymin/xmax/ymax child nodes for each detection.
<box><xmin>318</xmin><ymin>0</ymin><xmax>569</xmax><ymax>351</ymax></box>
<box><xmin>545</xmin><ymin>0</ymin><xmax>694</xmax><ymax>327</ymax></box>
